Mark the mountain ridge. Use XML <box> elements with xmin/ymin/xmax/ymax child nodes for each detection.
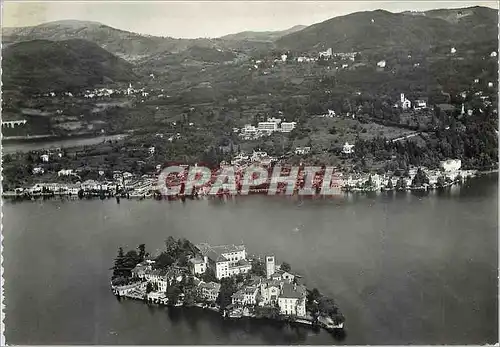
<box><xmin>2</xmin><ymin>38</ymin><xmax>136</xmax><ymax>93</ymax></box>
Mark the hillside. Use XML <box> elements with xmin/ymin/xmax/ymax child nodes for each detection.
<box><xmin>275</xmin><ymin>6</ymin><xmax>497</xmax><ymax>53</ymax></box>
<box><xmin>2</xmin><ymin>20</ymin><xmax>276</xmax><ymax>60</ymax></box>
<box><xmin>1</xmin><ymin>20</ymin><xmax>217</xmax><ymax>60</ymax></box>
<box><xmin>220</xmin><ymin>25</ymin><xmax>307</xmax><ymax>42</ymax></box>
<box><xmin>2</xmin><ymin>39</ymin><xmax>136</xmax><ymax>93</ymax></box>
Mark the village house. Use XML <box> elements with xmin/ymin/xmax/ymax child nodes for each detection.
<box><xmin>188</xmin><ymin>257</ymin><xmax>206</xmax><ymax>275</ymax></box>
<box><xmin>232</xmin><ymin>285</ymin><xmax>259</xmax><ymax>306</ymax></box>
<box><xmin>414</xmin><ymin>98</ymin><xmax>428</xmax><ymax>109</ymax></box>
<box><xmin>32</xmin><ymin>167</ymin><xmax>45</xmax><ymax>175</ymax></box>
<box><xmin>257</xmin><ymin>121</ymin><xmax>278</xmax><ymax>133</ymax></box>
<box><xmin>441</xmin><ymin>159</ymin><xmax>461</xmax><ymax>173</ymax></box>
<box><xmin>280</xmin><ymin>122</ymin><xmax>297</xmax><ymax>133</ymax></box>
<box><xmin>58</xmin><ymin>169</ymin><xmax>74</xmax><ymax>177</ymax></box>
<box><xmin>395</xmin><ymin>93</ymin><xmax>412</xmax><ymax>110</ymax></box>
<box><xmin>277</xmin><ymin>283</ymin><xmax>307</xmax><ymax>317</ymax></box>
<box><xmin>259</xmin><ymin>279</ymin><xmax>283</xmax><ymax>306</ymax></box>
<box><xmin>198</xmin><ymin>281</ymin><xmax>221</xmax><ymax>302</ymax></box>
<box><xmin>295</xmin><ymin>147</ymin><xmax>311</xmax><ymax>155</ymax></box>
<box><xmin>342</xmin><ymin>142</ymin><xmax>355</xmax><ymax>155</ymax></box>
<box><xmin>40</xmin><ymin>154</ymin><xmax>50</xmax><ymax>162</ymax></box>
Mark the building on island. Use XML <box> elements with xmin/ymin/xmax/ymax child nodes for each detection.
<box><xmin>189</xmin><ymin>257</ymin><xmax>207</xmax><ymax>275</ymax></box>
<box><xmin>198</xmin><ymin>281</ymin><xmax>221</xmax><ymax>302</ymax></box>
<box><xmin>266</xmin><ymin>255</ymin><xmax>275</xmax><ymax>279</ymax></box>
<box><xmin>277</xmin><ymin>283</ymin><xmax>307</xmax><ymax>317</ymax></box>
<box><xmin>232</xmin><ymin>285</ymin><xmax>259</xmax><ymax>306</ymax></box>
<box><xmin>195</xmin><ymin>243</ymin><xmax>251</xmax><ymax>279</ymax></box>
<box><xmin>259</xmin><ymin>279</ymin><xmax>282</xmax><ymax>306</ymax></box>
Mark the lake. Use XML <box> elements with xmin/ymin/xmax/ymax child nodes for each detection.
<box><xmin>3</xmin><ymin>175</ymin><xmax>498</xmax><ymax>344</ymax></box>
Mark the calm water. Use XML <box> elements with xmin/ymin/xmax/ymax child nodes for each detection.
<box><xmin>4</xmin><ymin>175</ymin><xmax>498</xmax><ymax>345</ymax></box>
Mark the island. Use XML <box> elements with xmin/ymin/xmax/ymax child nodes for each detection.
<box><xmin>110</xmin><ymin>237</ymin><xmax>345</xmax><ymax>334</ymax></box>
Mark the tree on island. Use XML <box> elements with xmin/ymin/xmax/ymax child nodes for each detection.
<box><xmin>202</xmin><ymin>267</ymin><xmax>218</xmax><ymax>283</ymax></box>
<box><xmin>395</xmin><ymin>177</ymin><xmax>407</xmax><ymax>191</ymax></box>
<box><xmin>386</xmin><ymin>178</ymin><xmax>394</xmax><ymax>189</ymax></box>
<box><xmin>436</xmin><ymin>175</ymin><xmax>446</xmax><ymax>188</ymax></box>
<box><xmin>166</xmin><ymin>282</ymin><xmax>183</xmax><ymax>306</ymax></box>
<box><xmin>281</xmin><ymin>262</ymin><xmax>291</xmax><ymax>273</ymax></box>
<box><xmin>154</xmin><ymin>252</ymin><xmax>175</xmax><ymax>269</ymax></box>
<box><xmin>164</xmin><ymin>236</ymin><xmax>197</xmax><ymax>263</ymax></box>
<box><xmin>250</xmin><ymin>259</ymin><xmax>266</xmax><ymax>277</ymax></box>
<box><xmin>216</xmin><ymin>277</ymin><xmax>237</xmax><ymax>310</ymax></box>
<box><xmin>138</xmin><ymin>244</ymin><xmax>147</xmax><ymax>262</ymax></box>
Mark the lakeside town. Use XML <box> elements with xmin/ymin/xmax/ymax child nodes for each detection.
<box><xmin>2</xmin><ymin>150</ymin><xmax>483</xmax><ymax>200</ymax></box>
<box><xmin>110</xmin><ymin>238</ymin><xmax>345</xmax><ymax>334</ymax></box>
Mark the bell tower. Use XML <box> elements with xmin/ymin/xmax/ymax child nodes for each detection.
<box><xmin>266</xmin><ymin>255</ymin><xmax>275</xmax><ymax>279</ymax></box>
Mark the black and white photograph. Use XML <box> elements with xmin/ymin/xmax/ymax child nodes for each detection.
<box><xmin>1</xmin><ymin>1</ymin><xmax>498</xmax><ymax>345</ymax></box>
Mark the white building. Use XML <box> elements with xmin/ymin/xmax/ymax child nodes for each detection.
<box><xmin>280</xmin><ymin>122</ymin><xmax>297</xmax><ymax>133</ymax></box>
<box><xmin>266</xmin><ymin>255</ymin><xmax>275</xmax><ymax>279</ymax></box>
<box><xmin>491</xmin><ymin>51</ymin><xmax>498</xmax><ymax>57</ymax></box>
<box><xmin>40</xmin><ymin>154</ymin><xmax>49</xmax><ymax>162</ymax></box>
<box><xmin>259</xmin><ymin>279</ymin><xmax>282</xmax><ymax>305</ymax></box>
<box><xmin>198</xmin><ymin>281</ymin><xmax>221</xmax><ymax>302</ymax></box>
<box><xmin>189</xmin><ymin>257</ymin><xmax>207</xmax><ymax>275</ymax></box>
<box><xmin>450</xmin><ymin>47</ymin><xmax>457</xmax><ymax>54</ymax></box>
<box><xmin>377</xmin><ymin>60</ymin><xmax>386</xmax><ymax>68</ymax></box>
<box><xmin>149</xmin><ymin>146</ymin><xmax>155</xmax><ymax>155</ymax></box>
<box><xmin>319</xmin><ymin>48</ymin><xmax>333</xmax><ymax>58</ymax></box>
<box><xmin>400</xmin><ymin>93</ymin><xmax>412</xmax><ymax>109</ymax></box>
<box><xmin>441</xmin><ymin>159</ymin><xmax>461</xmax><ymax>173</ymax></box>
<box><xmin>278</xmin><ymin>283</ymin><xmax>307</xmax><ymax>317</ymax></box>
<box><xmin>267</xmin><ymin>117</ymin><xmax>282</xmax><ymax>125</ymax></box>
<box><xmin>295</xmin><ymin>147</ymin><xmax>311</xmax><ymax>155</ymax></box>
<box><xmin>342</xmin><ymin>142</ymin><xmax>355</xmax><ymax>155</ymax></box>
<box><xmin>32</xmin><ymin>167</ymin><xmax>45</xmax><ymax>175</ymax></box>
<box><xmin>414</xmin><ymin>99</ymin><xmax>427</xmax><ymax>109</ymax></box>
<box><xmin>281</xmin><ymin>54</ymin><xmax>288</xmax><ymax>62</ymax></box>
<box><xmin>195</xmin><ymin>243</ymin><xmax>251</xmax><ymax>280</ymax></box>
<box><xmin>58</xmin><ymin>169</ymin><xmax>74</xmax><ymax>176</ymax></box>
<box><xmin>232</xmin><ymin>286</ymin><xmax>259</xmax><ymax>306</ymax></box>
<box><xmin>258</xmin><ymin>122</ymin><xmax>278</xmax><ymax>133</ymax></box>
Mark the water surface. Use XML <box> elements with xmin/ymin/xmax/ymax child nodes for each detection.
<box><xmin>3</xmin><ymin>175</ymin><xmax>498</xmax><ymax>344</ymax></box>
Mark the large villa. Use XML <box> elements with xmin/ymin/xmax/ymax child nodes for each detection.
<box><xmin>190</xmin><ymin>243</ymin><xmax>252</xmax><ymax>279</ymax></box>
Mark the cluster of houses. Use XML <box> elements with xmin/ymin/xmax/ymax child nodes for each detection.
<box><xmin>124</xmin><ymin>243</ymin><xmax>308</xmax><ymax>318</ymax></box>
<box><xmin>235</xmin><ymin>117</ymin><xmax>297</xmax><ymax>140</ymax></box>
<box><xmin>13</xmin><ymin>170</ymin><xmax>160</xmax><ymax>198</ymax></box>
<box><xmin>394</xmin><ymin>93</ymin><xmax>428</xmax><ymax>110</ymax></box>
<box><xmin>341</xmin><ymin>159</ymin><xmax>475</xmax><ymax>191</ymax></box>
<box><xmin>230</xmin><ymin>150</ymin><xmax>278</xmax><ymax>167</ymax></box>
